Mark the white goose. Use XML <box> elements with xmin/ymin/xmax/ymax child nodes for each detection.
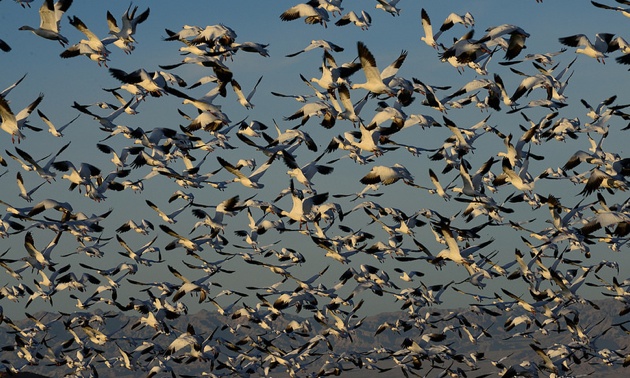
<box><xmin>285</xmin><ymin>39</ymin><xmax>344</xmax><ymax>57</ymax></box>
<box><xmin>335</xmin><ymin>10</ymin><xmax>371</xmax><ymax>30</ymax></box>
<box><xmin>280</xmin><ymin>1</ymin><xmax>330</xmax><ymax>27</ymax></box>
<box><xmin>558</xmin><ymin>33</ymin><xmax>617</xmax><ymax>63</ymax></box>
<box><xmin>104</xmin><ymin>4</ymin><xmax>150</xmax><ymax>54</ymax></box>
<box><xmin>375</xmin><ymin>0</ymin><xmax>401</xmax><ymax>16</ymax></box>
<box><xmin>279</xmin><ymin>179</ymin><xmax>329</xmax><ymax>227</ymax></box>
<box><xmin>19</xmin><ymin>0</ymin><xmax>73</xmax><ymax>46</ymax></box>
<box><xmin>51</xmin><ymin>160</ymin><xmax>101</xmax><ymax>192</ymax></box>
<box><xmin>352</xmin><ymin>41</ymin><xmax>396</xmax><ymax>96</ymax></box>
<box><xmin>0</xmin><ymin>96</ymin><xmax>25</xmax><ymax>143</ymax></box>
<box><xmin>591</xmin><ymin>1</ymin><xmax>630</xmax><ymax>18</ymax></box>
<box><xmin>217</xmin><ymin>153</ymin><xmax>277</xmax><ymax>189</ymax></box>
<box><xmin>420</xmin><ymin>8</ymin><xmax>437</xmax><ymax>48</ymax></box>
<box><xmin>16</xmin><ymin>172</ymin><xmax>45</xmax><ymax>203</ymax></box>
<box><xmin>60</xmin><ymin>16</ymin><xmax>109</xmax><ymax>66</ymax></box>
<box><xmin>37</xmin><ymin>109</ymin><xmax>78</xmax><ymax>138</ymax></box>
<box><xmin>0</xmin><ymin>93</ymin><xmax>44</xmax><ymax>143</ymax></box>
<box><xmin>359</xmin><ymin>164</ymin><xmax>418</xmax><ymax>186</ymax></box>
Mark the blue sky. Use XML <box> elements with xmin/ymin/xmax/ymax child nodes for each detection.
<box><xmin>1</xmin><ymin>0</ymin><xmax>630</xmax><ymax>320</ymax></box>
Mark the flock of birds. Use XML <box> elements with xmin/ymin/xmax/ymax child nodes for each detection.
<box><xmin>2</xmin><ymin>0</ymin><xmax>630</xmax><ymax>377</ymax></box>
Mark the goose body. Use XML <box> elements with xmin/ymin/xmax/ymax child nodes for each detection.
<box><xmin>559</xmin><ymin>33</ymin><xmax>617</xmax><ymax>63</ymax></box>
<box><xmin>280</xmin><ymin>1</ymin><xmax>330</xmax><ymax>27</ymax></box>
<box><xmin>19</xmin><ymin>0</ymin><xmax>73</xmax><ymax>46</ymax></box>
<box><xmin>352</xmin><ymin>41</ymin><xmax>396</xmax><ymax>96</ymax></box>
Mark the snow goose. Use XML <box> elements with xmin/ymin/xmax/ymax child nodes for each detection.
<box><xmin>60</xmin><ymin>16</ymin><xmax>109</xmax><ymax>66</ymax></box>
<box><xmin>312</xmin><ymin>0</ymin><xmax>344</xmax><ymax>16</ymax></box>
<box><xmin>23</xmin><ymin>231</ymin><xmax>59</xmax><ymax>271</ymax></box>
<box><xmin>167</xmin><ymin>265</ymin><xmax>215</xmax><ymax>303</ymax></box>
<box><xmin>109</xmin><ymin>68</ymin><xmax>187</xmax><ymax>98</ymax></box>
<box><xmin>72</xmin><ymin>97</ymin><xmax>133</xmax><ymax>131</ymax></box>
<box><xmin>116</xmin><ymin>219</ymin><xmax>154</xmax><ymax>235</ymax></box>
<box><xmin>482</xmin><ymin>24</ymin><xmax>530</xmax><ymax>60</ymax></box>
<box><xmin>314</xmin><ymin>50</ymin><xmax>361</xmax><ymax>92</ymax></box>
<box><xmin>278</xmin><ymin>179</ymin><xmax>329</xmax><ymax>227</ymax></box>
<box><xmin>359</xmin><ymin>164</ymin><xmax>418</xmax><ymax>186</ymax></box>
<box><xmin>229</xmin><ymin>41</ymin><xmax>270</xmax><ymax>57</ymax></box>
<box><xmin>104</xmin><ymin>4</ymin><xmax>150</xmax><ymax>54</ymax></box>
<box><xmin>0</xmin><ymin>96</ymin><xmax>25</xmax><ymax>143</ymax></box>
<box><xmin>281</xmin><ymin>150</ymin><xmax>334</xmax><ymax>190</ymax></box>
<box><xmin>190</xmin><ymin>195</ymin><xmax>244</xmax><ymax>235</ymax></box>
<box><xmin>368</xmin><ymin>101</ymin><xmax>405</xmax><ymax>129</ymax></box>
<box><xmin>145</xmin><ymin>199</ymin><xmax>190</xmax><ymax>224</ymax></box>
<box><xmin>0</xmin><ymin>74</ymin><xmax>27</xmax><ymax>98</ymax></box>
<box><xmin>412</xmin><ymin>78</ymin><xmax>448</xmax><ymax>112</ymax></box>
<box><xmin>286</xmin><ymin>39</ymin><xmax>344</xmax><ymax>57</ymax></box>
<box><xmin>52</xmin><ymin>160</ymin><xmax>101</xmax><ymax>192</ymax></box>
<box><xmin>19</xmin><ymin>0</ymin><xmax>73</xmax><ymax>46</ymax></box>
<box><xmin>217</xmin><ymin>152</ymin><xmax>277</xmax><ymax>189</ymax></box>
<box><xmin>591</xmin><ymin>0</ymin><xmax>630</xmax><ymax>18</ymax></box>
<box><xmin>439</xmin><ymin>29</ymin><xmax>491</xmax><ymax>67</ymax></box>
<box><xmin>284</xmin><ymin>100</ymin><xmax>338</xmax><ymax>128</ymax></box>
<box><xmin>0</xmin><ymin>93</ymin><xmax>44</xmax><ymax>143</ymax></box>
<box><xmin>230</xmin><ymin>76</ymin><xmax>262</xmax><ymax>109</ymax></box>
<box><xmin>432</xmin><ymin>11</ymin><xmax>475</xmax><ymax>43</ymax></box>
<box><xmin>432</xmin><ymin>223</ymin><xmax>472</xmax><ymax>266</ymax></box>
<box><xmin>332</xmin><ymin>83</ymin><xmax>362</xmax><ymax>124</ymax></box>
<box><xmin>558</xmin><ymin>33</ymin><xmax>617</xmax><ymax>63</ymax></box>
<box><xmin>375</xmin><ymin>0</ymin><xmax>401</xmax><ymax>16</ymax></box>
<box><xmin>189</xmin><ymin>24</ymin><xmax>237</xmax><ymax>47</ymax></box>
<box><xmin>500</xmin><ymin>157</ymin><xmax>547</xmax><ymax>193</ymax></box>
<box><xmin>343</xmin><ymin>121</ymin><xmax>382</xmax><ymax>155</ymax></box>
<box><xmin>11</xmin><ymin>141</ymin><xmax>70</xmax><ymax>181</ymax></box>
<box><xmin>37</xmin><ymin>109</ymin><xmax>78</xmax><ymax>137</ymax></box>
<box><xmin>610</xmin><ymin>36</ymin><xmax>630</xmax><ymax>64</ymax></box>
<box><xmin>351</xmin><ymin>41</ymin><xmax>396</xmax><ymax>96</ymax></box>
<box><xmin>499</xmin><ymin>48</ymin><xmax>567</xmax><ymax>67</ymax></box>
<box><xmin>420</xmin><ymin>8</ymin><xmax>437</xmax><ymax>48</ymax></box>
<box><xmin>280</xmin><ymin>1</ymin><xmax>330</xmax><ymax>27</ymax></box>
<box><xmin>335</xmin><ymin>10</ymin><xmax>371</xmax><ymax>30</ymax></box>
<box><xmin>267</xmin><ymin>122</ymin><xmax>318</xmax><ymax>151</ymax></box>
<box><xmin>16</xmin><ymin>172</ymin><xmax>45</xmax><ymax>202</ymax></box>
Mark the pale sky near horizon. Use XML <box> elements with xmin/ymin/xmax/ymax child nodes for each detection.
<box><xmin>1</xmin><ymin>0</ymin><xmax>630</xmax><ymax>320</ymax></box>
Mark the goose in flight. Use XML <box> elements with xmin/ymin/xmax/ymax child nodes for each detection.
<box><xmin>60</xmin><ymin>16</ymin><xmax>109</xmax><ymax>66</ymax></box>
<box><xmin>217</xmin><ymin>152</ymin><xmax>277</xmax><ymax>189</ymax></box>
<box><xmin>360</xmin><ymin>164</ymin><xmax>422</xmax><ymax>187</ymax></box>
<box><xmin>19</xmin><ymin>0</ymin><xmax>73</xmax><ymax>46</ymax></box>
<box><xmin>145</xmin><ymin>199</ymin><xmax>190</xmax><ymax>224</ymax></box>
<box><xmin>558</xmin><ymin>33</ymin><xmax>617</xmax><ymax>63</ymax></box>
<box><xmin>8</xmin><ymin>141</ymin><xmax>70</xmax><ymax>181</ymax></box>
<box><xmin>439</xmin><ymin>29</ymin><xmax>491</xmax><ymax>67</ymax></box>
<box><xmin>37</xmin><ymin>109</ymin><xmax>79</xmax><ymax>138</ymax></box>
<box><xmin>375</xmin><ymin>0</ymin><xmax>401</xmax><ymax>16</ymax></box>
<box><xmin>280</xmin><ymin>1</ymin><xmax>330</xmax><ymax>27</ymax></box>
<box><xmin>109</xmin><ymin>68</ymin><xmax>185</xmax><ymax>97</ymax></box>
<box><xmin>335</xmin><ymin>10</ymin><xmax>371</xmax><ymax>30</ymax></box>
<box><xmin>278</xmin><ymin>179</ymin><xmax>329</xmax><ymax>227</ymax></box>
<box><xmin>285</xmin><ymin>39</ymin><xmax>344</xmax><ymax>57</ymax></box>
<box><xmin>352</xmin><ymin>41</ymin><xmax>396</xmax><ymax>96</ymax></box>
<box><xmin>16</xmin><ymin>172</ymin><xmax>45</xmax><ymax>202</ymax></box>
<box><xmin>0</xmin><ymin>96</ymin><xmax>25</xmax><ymax>143</ymax></box>
<box><xmin>0</xmin><ymin>92</ymin><xmax>44</xmax><ymax>143</ymax></box>
<box><xmin>104</xmin><ymin>4</ymin><xmax>150</xmax><ymax>54</ymax></box>
<box><xmin>482</xmin><ymin>24</ymin><xmax>530</xmax><ymax>60</ymax></box>
<box><xmin>52</xmin><ymin>159</ymin><xmax>101</xmax><ymax>192</ymax></box>
<box><xmin>591</xmin><ymin>0</ymin><xmax>630</xmax><ymax>18</ymax></box>
<box><xmin>420</xmin><ymin>8</ymin><xmax>438</xmax><ymax>48</ymax></box>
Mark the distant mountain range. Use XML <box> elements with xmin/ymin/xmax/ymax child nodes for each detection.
<box><xmin>1</xmin><ymin>298</ymin><xmax>628</xmax><ymax>377</ymax></box>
